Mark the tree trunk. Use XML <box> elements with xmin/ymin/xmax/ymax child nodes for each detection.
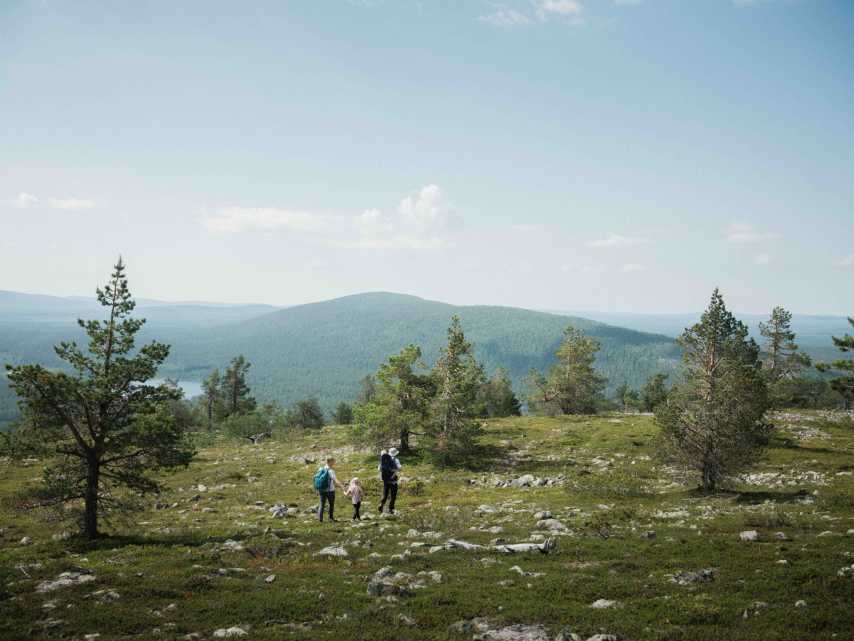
<box><xmin>399</xmin><ymin>428</ymin><xmax>410</xmax><ymax>453</ymax></box>
<box><xmin>84</xmin><ymin>458</ymin><xmax>100</xmax><ymax>539</ymax></box>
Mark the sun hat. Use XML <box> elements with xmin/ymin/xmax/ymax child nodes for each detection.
<box><xmin>389</xmin><ymin>447</ymin><xmax>399</xmax><ymax>457</ymax></box>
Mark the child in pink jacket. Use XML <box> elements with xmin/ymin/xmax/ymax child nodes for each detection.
<box><xmin>345</xmin><ymin>477</ymin><xmax>363</xmax><ymax>520</ymax></box>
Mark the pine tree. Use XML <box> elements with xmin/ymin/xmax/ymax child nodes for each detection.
<box><xmin>478</xmin><ymin>367</ymin><xmax>521</xmax><ymax>418</ymax></box>
<box><xmin>525</xmin><ymin>326</ymin><xmax>607</xmax><ymax>415</ymax></box>
<box><xmin>221</xmin><ymin>355</ymin><xmax>256</xmax><ymax>417</ymax></box>
<box><xmin>5</xmin><ymin>259</ymin><xmax>194</xmax><ymax>538</ymax></box>
<box><xmin>655</xmin><ymin>289</ymin><xmax>770</xmax><ymax>491</ymax></box>
<box><xmin>201</xmin><ymin>369</ymin><xmax>224</xmax><ymax>430</ymax></box>
<box><xmin>640</xmin><ymin>373</ymin><xmax>669</xmax><ymax>412</ymax></box>
<box><xmin>332</xmin><ymin>401</ymin><xmax>354</xmax><ymax>425</ymax></box>
<box><xmin>759</xmin><ymin>306</ymin><xmax>810</xmax><ymax>383</ymax></box>
<box><xmin>816</xmin><ymin>317</ymin><xmax>854</xmax><ymax>409</ymax></box>
<box><xmin>352</xmin><ymin>345</ymin><xmax>434</xmax><ymax>452</ymax></box>
<box><xmin>428</xmin><ymin>317</ymin><xmax>486</xmax><ymax>465</ymax></box>
<box><xmin>286</xmin><ymin>398</ymin><xmax>325</xmax><ymax>429</ymax></box>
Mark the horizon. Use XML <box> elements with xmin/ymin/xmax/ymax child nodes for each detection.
<box><xmin>2</xmin><ymin>285</ymin><xmax>850</xmax><ymax>322</ymax></box>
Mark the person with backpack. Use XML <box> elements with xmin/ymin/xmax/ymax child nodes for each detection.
<box><xmin>314</xmin><ymin>457</ymin><xmax>345</xmax><ymax>522</ymax></box>
<box><xmin>378</xmin><ymin>447</ymin><xmax>401</xmax><ymax>514</ymax></box>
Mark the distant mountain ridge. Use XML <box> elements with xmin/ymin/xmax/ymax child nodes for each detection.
<box><xmin>0</xmin><ymin>290</ymin><xmax>681</xmax><ymax>417</ymax></box>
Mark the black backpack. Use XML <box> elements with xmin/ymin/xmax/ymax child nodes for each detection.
<box><xmin>380</xmin><ymin>454</ymin><xmax>396</xmax><ymax>482</ymax></box>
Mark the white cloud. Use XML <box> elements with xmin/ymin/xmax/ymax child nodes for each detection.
<box><xmin>725</xmin><ymin>221</ymin><xmax>778</xmax><ymax>244</ymax></box>
<box><xmin>351</xmin><ymin>184</ymin><xmax>455</xmax><ymax>250</ymax></box>
<box><xmin>48</xmin><ymin>197</ymin><xmax>95</xmax><ymax>211</ymax></box>
<box><xmin>589</xmin><ymin>233</ymin><xmax>651</xmax><ymax>248</ymax></box>
<box><xmin>754</xmin><ymin>252</ymin><xmax>771</xmax><ymax>265</ymax></box>
<box><xmin>479</xmin><ymin>6</ymin><xmax>532</xmax><ymax>26</ymax></box>
<box><xmin>537</xmin><ymin>0</ymin><xmax>583</xmax><ymax>17</ymax></box>
<box><xmin>837</xmin><ymin>255</ymin><xmax>854</xmax><ymax>268</ymax></box>
<box><xmin>621</xmin><ymin>263</ymin><xmax>646</xmax><ymax>273</ymax></box>
<box><xmin>204</xmin><ymin>207</ymin><xmax>326</xmax><ymax>234</ymax></box>
<box><xmin>12</xmin><ymin>192</ymin><xmax>38</xmax><ymax>208</ymax></box>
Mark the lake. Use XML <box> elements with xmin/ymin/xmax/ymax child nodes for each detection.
<box><xmin>151</xmin><ymin>379</ymin><xmax>203</xmax><ymax>399</ymax></box>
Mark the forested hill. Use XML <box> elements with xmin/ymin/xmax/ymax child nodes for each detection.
<box><xmin>0</xmin><ymin>290</ymin><xmax>681</xmax><ymax>419</ymax></box>
<box><xmin>165</xmin><ymin>292</ymin><xmax>681</xmax><ymax>410</ymax></box>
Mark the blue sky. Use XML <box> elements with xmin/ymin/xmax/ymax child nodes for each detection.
<box><xmin>1</xmin><ymin>0</ymin><xmax>852</xmax><ymax>314</ymax></box>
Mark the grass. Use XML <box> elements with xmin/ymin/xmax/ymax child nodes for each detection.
<box><xmin>1</xmin><ymin>411</ymin><xmax>853</xmax><ymax>640</ymax></box>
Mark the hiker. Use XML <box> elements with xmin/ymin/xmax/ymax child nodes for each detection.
<box><xmin>314</xmin><ymin>457</ymin><xmax>345</xmax><ymax>522</ymax></box>
<box><xmin>345</xmin><ymin>477</ymin><xmax>363</xmax><ymax>520</ymax></box>
<box><xmin>378</xmin><ymin>447</ymin><xmax>401</xmax><ymax>514</ymax></box>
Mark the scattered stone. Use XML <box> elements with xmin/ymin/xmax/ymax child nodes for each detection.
<box><xmin>212</xmin><ymin>626</ymin><xmax>248</xmax><ymax>638</ymax></box>
<box><xmin>36</xmin><ymin>571</ymin><xmax>96</xmax><ymax>593</ymax></box>
<box><xmin>536</xmin><ymin>519</ymin><xmax>568</xmax><ymax>532</ymax></box>
<box><xmin>265</xmin><ymin>575</ymin><xmax>276</xmax><ymax>584</ymax></box>
<box><xmin>641</xmin><ymin>530</ymin><xmax>656</xmax><ymax>540</ymax></box>
<box><xmin>533</xmin><ymin>511</ymin><xmax>552</xmax><ymax>520</ymax></box>
<box><xmin>795</xmin><ymin>600</ymin><xmax>807</xmax><ymax>608</ymax></box>
<box><xmin>315</xmin><ymin>546</ymin><xmax>348</xmax><ymax>557</ymax></box>
<box><xmin>19</xmin><ymin>536</ymin><xmax>32</xmax><ymax>546</ymax></box>
<box><xmin>671</xmin><ymin>568</ymin><xmax>716</xmax><ymax>585</ymax></box>
<box><xmin>222</xmin><ymin>540</ymin><xmax>245</xmax><ymax>552</ymax></box>
<box><xmin>739</xmin><ymin>530</ymin><xmax>760</xmax><ymax>542</ymax></box>
<box><xmin>590</xmin><ymin>599</ymin><xmax>618</xmax><ymax>609</ymax></box>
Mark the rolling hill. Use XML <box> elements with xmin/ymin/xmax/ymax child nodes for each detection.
<box><xmin>0</xmin><ymin>291</ymin><xmax>681</xmax><ymax>420</ymax></box>
<box><xmin>163</xmin><ymin>292</ymin><xmax>681</xmax><ymax>410</ymax></box>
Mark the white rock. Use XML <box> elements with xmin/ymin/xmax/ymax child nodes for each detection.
<box><xmin>590</xmin><ymin>599</ymin><xmax>618</xmax><ymax>609</ymax></box>
<box><xmin>740</xmin><ymin>530</ymin><xmax>760</xmax><ymax>542</ymax></box>
<box><xmin>212</xmin><ymin>627</ymin><xmax>247</xmax><ymax>638</ymax></box>
<box><xmin>316</xmin><ymin>546</ymin><xmax>348</xmax><ymax>557</ymax></box>
<box><xmin>36</xmin><ymin>572</ymin><xmax>96</xmax><ymax>593</ymax></box>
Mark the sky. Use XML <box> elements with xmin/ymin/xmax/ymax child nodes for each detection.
<box><xmin>1</xmin><ymin>0</ymin><xmax>852</xmax><ymax>315</ymax></box>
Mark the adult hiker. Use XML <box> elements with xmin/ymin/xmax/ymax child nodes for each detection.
<box><xmin>314</xmin><ymin>457</ymin><xmax>345</xmax><ymax>522</ymax></box>
<box><xmin>378</xmin><ymin>447</ymin><xmax>401</xmax><ymax>514</ymax></box>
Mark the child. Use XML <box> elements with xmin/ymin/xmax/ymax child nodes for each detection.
<box><xmin>345</xmin><ymin>477</ymin><xmax>363</xmax><ymax>520</ymax></box>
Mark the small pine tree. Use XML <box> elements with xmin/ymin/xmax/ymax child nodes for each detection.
<box><xmin>816</xmin><ymin>316</ymin><xmax>854</xmax><ymax>409</ymax></box>
<box><xmin>352</xmin><ymin>345</ymin><xmax>434</xmax><ymax>452</ymax></box>
<box><xmin>525</xmin><ymin>326</ymin><xmax>607</xmax><ymax>415</ymax></box>
<box><xmin>759</xmin><ymin>306</ymin><xmax>811</xmax><ymax>384</ymax></box>
<box><xmin>427</xmin><ymin>317</ymin><xmax>486</xmax><ymax>466</ymax></box>
<box><xmin>5</xmin><ymin>259</ymin><xmax>194</xmax><ymax>538</ymax></box>
<box><xmin>478</xmin><ymin>367</ymin><xmax>521</xmax><ymax>418</ymax></box>
<box><xmin>333</xmin><ymin>401</ymin><xmax>354</xmax><ymax>425</ymax></box>
<box><xmin>640</xmin><ymin>373</ymin><xmax>669</xmax><ymax>412</ymax></box>
<box><xmin>286</xmin><ymin>398</ymin><xmax>325</xmax><ymax>429</ymax></box>
<box><xmin>201</xmin><ymin>369</ymin><xmax>225</xmax><ymax>430</ymax></box>
<box><xmin>221</xmin><ymin>355</ymin><xmax>256</xmax><ymax>417</ymax></box>
<box><xmin>655</xmin><ymin>289</ymin><xmax>770</xmax><ymax>491</ymax></box>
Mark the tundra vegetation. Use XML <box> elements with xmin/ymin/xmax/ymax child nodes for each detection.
<box><xmin>1</xmin><ymin>263</ymin><xmax>853</xmax><ymax>640</ymax></box>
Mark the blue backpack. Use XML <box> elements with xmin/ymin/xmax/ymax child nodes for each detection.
<box><xmin>313</xmin><ymin>467</ymin><xmax>330</xmax><ymax>491</ymax></box>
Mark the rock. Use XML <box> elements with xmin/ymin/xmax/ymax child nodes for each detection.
<box><xmin>222</xmin><ymin>539</ymin><xmax>245</xmax><ymax>552</ymax></box>
<box><xmin>315</xmin><ymin>545</ymin><xmax>348</xmax><ymax>558</ymax></box>
<box><xmin>19</xmin><ymin>536</ymin><xmax>32</xmax><ymax>546</ymax></box>
<box><xmin>533</xmin><ymin>511</ymin><xmax>552</xmax><ymax>520</ymax></box>
<box><xmin>268</xmin><ymin>505</ymin><xmax>288</xmax><ymax>519</ymax></box>
<box><xmin>536</xmin><ymin>519</ymin><xmax>567</xmax><ymax>532</ymax></box>
<box><xmin>212</xmin><ymin>627</ymin><xmax>248</xmax><ymax>638</ymax></box>
<box><xmin>264</xmin><ymin>575</ymin><xmax>276</xmax><ymax>584</ymax></box>
<box><xmin>590</xmin><ymin>599</ymin><xmax>618</xmax><ymax>609</ymax></box>
<box><xmin>774</xmin><ymin>532</ymin><xmax>788</xmax><ymax>540</ymax></box>
<box><xmin>477</xmin><ymin>624</ymin><xmax>551</xmax><ymax>641</ymax></box>
<box><xmin>795</xmin><ymin>600</ymin><xmax>807</xmax><ymax>608</ymax></box>
<box><xmin>641</xmin><ymin>530</ymin><xmax>656</xmax><ymax>539</ymax></box>
<box><xmin>671</xmin><ymin>568</ymin><xmax>716</xmax><ymax>585</ymax></box>
<box><xmin>398</xmin><ymin>614</ymin><xmax>416</xmax><ymax>627</ymax></box>
<box><xmin>510</xmin><ymin>474</ymin><xmax>536</xmax><ymax>488</ymax></box>
<box><xmin>36</xmin><ymin>571</ymin><xmax>96</xmax><ymax>593</ymax></box>
<box><xmin>739</xmin><ymin>530</ymin><xmax>760</xmax><ymax>542</ymax></box>
<box><xmin>52</xmin><ymin>532</ymin><xmax>71</xmax><ymax>542</ymax></box>
<box><xmin>554</xmin><ymin>629</ymin><xmax>583</xmax><ymax>641</ymax></box>
<box><xmin>586</xmin><ymin>636</ymin><xmax>619</xmax><ymax>641</ymax></box>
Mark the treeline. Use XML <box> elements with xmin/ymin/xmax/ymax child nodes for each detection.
<box><xmin>606</xmin><ymin>306</ymin><xmax>851</xmax><ymax>413</ymax></box>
